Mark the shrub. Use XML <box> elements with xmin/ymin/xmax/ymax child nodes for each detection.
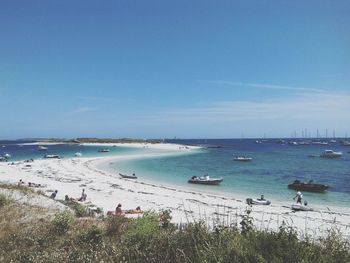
<box><xmin>79</xmin><ymin>225</ymin><xmax>104</xmax><ymax>245</ymax></box>
<box><xmin>53</xmin><ymin>210</ymin><xmax>75</xmax><ymax>234</ymax></box>
<box><xmin>0</xmin><ymin>193</ymin><xmax>10</xmax><ymax>207</ymax></box>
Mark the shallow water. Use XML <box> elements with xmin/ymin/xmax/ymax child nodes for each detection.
<box><xmin>111</xmin><ymin>139</ymin><xmax>350</xmax><ymax>208</ymax></box>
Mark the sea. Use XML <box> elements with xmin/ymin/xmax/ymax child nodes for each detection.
<box><xmin>1</xmin><ymin>139</ymin><xmax>349</xmax><ymax>208</ymax></box>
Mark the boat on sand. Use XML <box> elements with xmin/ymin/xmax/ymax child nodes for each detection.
<box><xmin>188</xmin><ymin>175</ymin><xmax>223</xmax><ymax>185</ymax></box>
<box><xmin>246</xmin><ymin>198</ymin><xmax>271</xmax><ymax>205</ymax></box>
<box><xmin>119</xmin><ymin>173</ymin><xmax>138</xmax><ymax>179</ymax></box>
<box><xmin>291</xmin><ymin>204</ymin><xmax>313</xmax><ymax>211</ymax></box>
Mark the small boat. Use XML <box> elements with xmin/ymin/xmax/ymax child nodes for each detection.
<box><xmin>0</xmin><ymin>157</ymin><xmax>6</xmax><ymax>162</ymax></box>
<box><xmin>233</xmin><ymin>156</ymin><xmax>252</xmax><ymax>162</ymax></box>
<box><xmin>74</xmin><ymin>152</ymin><xmax>82</xmax><ymax>157</ymax></box>
<box><xmin>119</xmin><ymin>173</ymin><xmax>138</xmax><ymax>179</ymax></box>
<box><xmin>38</xmin><ymin>146</ymin><xmax>48</xmax><ymax>151</ymax></box>
<box><xmin>320</xmin><ymin>150</ymin><xmax>342</xmax><ymax>158</ymax></box>
<box><xmin>288</xmin><ymin>180</ymin><xmax>329</xmax><ymax>192</ymax></box>
<box><xmin>4</xmin><ymin>153</ymin><xmax>11</xmax><ymax>159</ymax></box>
<box><xmin>43</xmin><ymin>154</ymin><xmax>61</xmax><ymax>159</ymax></box>
<box><xmin>188</xmin><ymin>175</ymin><xmax>223</xmax><ymax>185</ymax></box>
<box><xmin>291</xmin><ymin>204</ymin><xmax>313</xmax><ymax>211</ymax></box>
<box><xmin>98</xmin><ymin>148</ymin><xmax>110</xmax><ymax>153</ymax></box>
<box><xmin>246</xmin><ymin>198</ymin><xmax>271</xmax><ymax>205</ymax></box>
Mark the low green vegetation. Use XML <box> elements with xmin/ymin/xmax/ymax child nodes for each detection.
<box><xmin>0</xmin><ymin>196</ymin><xmax>349</xmax><ymax>263</ymax></box>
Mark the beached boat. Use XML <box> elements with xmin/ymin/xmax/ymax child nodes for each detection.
<box><xmin>43</xmin><ymin>154</ymin><xmax>61</xmax><ymax>159</ymax></box>
<box><xmin>288</xmin><ymin>180</ymin><xmax>329</xmax><ymax>192</ymax></box>
<box><xmin>233</xmin><ymin>156</ymin><xmax>252</xmax><ymax>162</ymax></box>
<box><xmin>38</xmin><ymin>146</ymin><xmax>48</xmax><ymax>151</ymax></box>
<box><xmin>98</xmin><ymin>148</ymin><xmax>110</xmax><ymax>152</ymax></box>
<box><xmin>291</xmin><ymin>204</ymin><xmax>313</xmax><ymax>211</ymax></box>
<box><xmin>119</xmin><ymin>173</ymin><xmax>138</xmax><ymax>179</ymax></box>
<box><xmin>320</xmin><ymin>150</ymin><xmax>342</xmax><ymax>158</ymax></box>
<box><xmin>246</xmin><ymin>198</ymin><xmax>271</xmax><ymax>205</ymax></box>
<box><xmin>188</xmin><ymin>175</ymin><xmax>223</xmax><ymax>185</ymax></box>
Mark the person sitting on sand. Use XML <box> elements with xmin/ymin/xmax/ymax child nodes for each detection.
<box><xmin>125</xmin><ymin>206</ymin><xmax>143</xmax><ymax>214</ymax></box>
<box><xmin>293</xmin><ymin>191</ymin><xmax>303</xmax><ymax>204</ymax></box>
<box><xmin>78</xmin><ymin>189</ymin><xmax>87</xmax><ymax>202</ymax></box>
<box><xmin>18</xmin><ymin>179</ymin><xmax>25</xmax><ymax>186</ymax></box>
<box><xmin>115</xmin><ymin>203</ymin><xmax>124</xmax><ymax>216</ymax></box>
<box><xmin>50</xmin><ymin>190</ymin><xmax>58</xmax><ymax>199</ymax></box>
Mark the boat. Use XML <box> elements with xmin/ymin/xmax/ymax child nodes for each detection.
<box><xmin>320</xmin><ymin>150</ymin><xmax>342</xmax><ymax>158</ymax></box>
<box><xmin>74</xmin><ymin>152</ymin><xmax>82</xmax><ymax>157</ymax></box>
<box><xmin>4</xmin><ymin>153</ymin><xmax>11</xmax><ymax>159</ymax></box>
<box><xmin>98</xmin><ymin>148</ymin><xmax>110</xmax><ymax>152</ymax></box>
<box><xmin>188</xmin><ymin>175</ymin><xmax>223</xmax><ymax>185</ymax></box>
<box><xmin>119</xmin><ymin>173</ymin><xmax>138</xmax><ymax>179</ymax></box>
<box><xmin>288</xmin><ymin>180</ymin><xmax>329</xmax><ymax>192</ymax></box>
<box><xmin>38</xmin><ymin>146</ymin><xmax>48</xmax><ymax>151</ymax></box>
<box><xmin>0</xmin><ymin>157</ymin><xmax>6</xmax><ymax>162</ymax></box>
<box><xmin>43</xmin><ymin>154</ymin><xmax>61</xmax><ymax>159</ymax></box>
<box><xmin>246</xmin><ymin>198</ymin><xmax>271</xmax><ymax>205</ymax></box>
<box><xmin>233</xmin><ymin>156</ymin><xmax>252</xmax><ymax>162</ymax></box>
<box><xmin>291</xmin><ymin>204</ymin><xmax>313</xmax><ymax>211</ymax></box>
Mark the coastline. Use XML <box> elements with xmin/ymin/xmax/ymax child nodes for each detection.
<box><xmin>0</xmin><ymin>142</ymin><xmax>349</xmax><ymax>239</ymax></box>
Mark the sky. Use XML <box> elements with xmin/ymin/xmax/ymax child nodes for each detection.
<box><xmin>0</xmin><ymin>0</ymin><xmax>349</xmax><ymax>139</ymax></box>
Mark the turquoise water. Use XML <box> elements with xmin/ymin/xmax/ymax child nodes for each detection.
<box><xmin>1</xmin><ymin>139</ymin><xmax>349</xmax><ymax>208</ymax></box>
<box><xmin>111</xmin><ymin>139</ymin><xmax>350</xmax><ymax>208</ymax></box>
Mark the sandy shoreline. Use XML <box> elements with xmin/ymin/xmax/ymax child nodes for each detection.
<box><xmin>1</xmin><ymin>142</ymin><xmax>349</xmax><ymax>239</ymax></box>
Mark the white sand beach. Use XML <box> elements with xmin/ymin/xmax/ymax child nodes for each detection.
<box><xmin>1</xmin><ymin>142</ymin><xmax>349</xmax><ymax>239</ymax></box>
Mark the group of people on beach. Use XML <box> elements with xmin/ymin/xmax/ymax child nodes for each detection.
<box><xmin>107</xmin><ymin>203</ymin><xmax>142</xmax><ymax>216</ymax></box>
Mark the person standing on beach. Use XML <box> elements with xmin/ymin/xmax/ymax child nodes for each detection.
<box><xmin>293</xmin><ymin>191</ymin><xmax>303</xmax><ymax>204</ymax></box>
<box><xmin>50</xmin><ymin>190</ymin><xmax>58</xmax><ymax>199</ymax></box>
<box><xmin>78</xmin><ymin>189</ymin><xmax>87</xmax><ymax>201</ymax></box>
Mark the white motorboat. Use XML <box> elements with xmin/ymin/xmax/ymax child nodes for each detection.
<box><xmin>74</xmin><ymin>152</ymin><xmax>82</xmax><ymax>157</ymax></box>
<box><xmin>38</xmin><ymin>146</ymin><xmax>48</xmax><ymax>151</ymax></box>
<box><xmin>233</xmin><ymin>156</ymin><xmax>253</xmax><ymax>162</ymax></box>
<box><xmin>246</xmin><ymin>198</ymin><xmax>271</xmax><ymax>205</ymax></box>
<box><xmin>4</xmin><ymin>153</ymin><xmax>11</xmax><ymax>159</ymax></box>
<box><xmin>320</xmin><ymin>150</ymin><xmax>342</xmax><ymax>158</ymax></box>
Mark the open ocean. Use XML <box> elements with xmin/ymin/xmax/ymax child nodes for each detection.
<box><xmin>1</xmin><ymin>139</ymin><xmax>350</xmax><ymax>208</ymax></box>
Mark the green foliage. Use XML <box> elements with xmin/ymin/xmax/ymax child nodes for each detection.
<box><xmin>0</xmin><ymin>193</ymin><xmax>11</xmax><ymax>207</ymax></box>
<box><xmin>52</xmin><ymin>210</ymin><xmax>75</xmax><ymax>234</ymax></box>
<box><xmin>72</xmin><ymin>202</ymin><xmax>88</xmax><ymax>217</ymax></box>
<box><xmin>0</xmin><ymin>204</ymin><xmax>349</xmax><ymax>263</ymax></box>
<box><xmin>79</xmin><ymin>225</ymin><xmax>104</xmax><ymax>245</ymax></box>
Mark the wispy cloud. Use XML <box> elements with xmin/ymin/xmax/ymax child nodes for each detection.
<box><xmin>124</xmin><ymin>93</ymin><xmax>350</xmax><ymax>137</ymax></box>
<box><xmin>202</xmin><ymin>80</ymin><xmax>325</xmax><ymax>93</ymax></box>
<box><xmin>72</xmin><ymin>107</ymin><xmax>96</xmax><ymax>113</ymax></box>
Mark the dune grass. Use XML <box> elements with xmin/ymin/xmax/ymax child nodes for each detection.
<box><xmin>0</xmin><ymin>195</ymin><xmax>349</xmax><ymax>263</ymax></box>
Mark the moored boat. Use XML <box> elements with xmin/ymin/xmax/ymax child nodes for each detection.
<box><xmin>74</xmin><ymin>152</ymin><xmax>82</xmax><ymax>157</ymax></box>
<box><xmin>320</xmin><ymin>150</ymin><xmax>342</xmax><ymax>158</ymax></box>
<box><xmin>233</xmin><ymin>156</ymin><xmax>252</xmax><ymax>162</ymax></box>
<box><xmin>188</xmin><ymin>175</ymin><xmax>223</xmax><ymax>185</ymax></box>
<box><xmin>288</xmin><ymin>180</ymin><xmax>329</xmax><ymax>192</ymax></box>
<box><xmin>119</xmin><ymin>173</ymin><xmax>138</xmax><ymax>179</ymax></box>
<box><xmin>98</xmin><ymin>148</ymin><xmax>110</xmax><ymax>153</ymax></box>
<box><xmin>38</xmin><ymin>146</ymin><xmax>48</xmax><ymax>151</ymax></box>
<box><xmin>43</xmin><ymin>154</ymin><xmax>61</xmax><ymax>159</ymax></box>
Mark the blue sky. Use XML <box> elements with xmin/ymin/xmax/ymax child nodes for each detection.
<box><xmin>0</xmin><ymin>0</ymin><xmax>349</xmax><ymax>139</ymax></box>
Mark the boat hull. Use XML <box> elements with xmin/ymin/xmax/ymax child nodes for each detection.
<box><xmin>188</xmin><ymin>179</ymin><xmax>223</xmax><ymax>185</ymax></box>
<box><xmin>291</xmin><ymin>204</ymin><xmax>313</xmax><ymax>211</ymax></box>
<box><xmin>288</xmin><ymin>183</ymin><xmax>329</xmax><ymax>192</ymax></box>
<box><xmin>119</xmin><ymin>173</ymin><xmax>137</xmax><ymax>179</ymax></box>
<box><xmin>246</xmin><ymin>198</ymin><xmax>271</xmax><ymax>205</ymax></box>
